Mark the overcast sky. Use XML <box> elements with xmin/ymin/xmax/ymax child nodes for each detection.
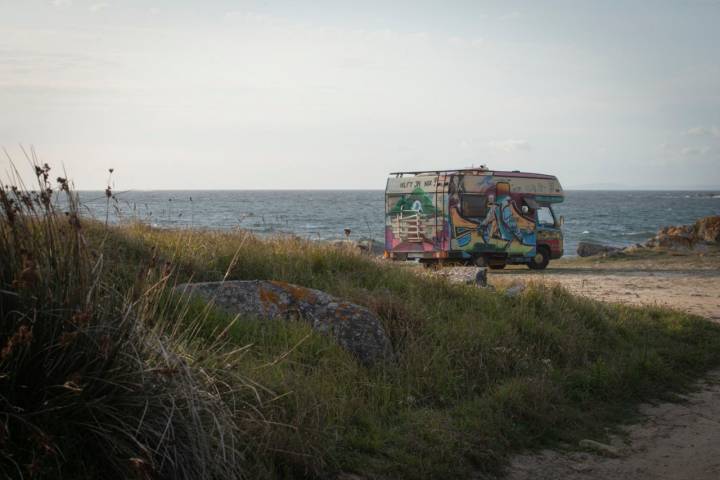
<box><xmin>1</xmin><ymin>0</ymin><xmax>719</xmax><ymax>189</ymax></box>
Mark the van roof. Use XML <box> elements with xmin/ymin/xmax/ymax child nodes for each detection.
<box><xmin>388</xmin><ymin>169</ymin><xmax>558</xmax><ymax>180</ymax></box>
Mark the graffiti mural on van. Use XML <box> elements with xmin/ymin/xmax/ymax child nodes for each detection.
<box><xmin>385</xmin><ymin>168</ymin><xmax>564</xmax><ymax>270</ymax></box>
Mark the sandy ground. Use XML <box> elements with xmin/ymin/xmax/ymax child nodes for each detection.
<box><xmin>428</xmin><ymin>250</ymin><xmax>720</xmax><ymax>322</ymax></box>
<box><xmin>426</xmin><ymin>250</ymin><xmax>720</xmax><ymax>480</ymax></box>
<box><xmin>494</xmin><ymin>261</ymin><xmax>720</xmax><ymax>322</ymax></box>
<box><xmin>505</xmin><ymin>370</ymin><xmax>720</xmax><ymax>480</ymax></box>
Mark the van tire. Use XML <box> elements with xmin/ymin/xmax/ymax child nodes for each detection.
<box><xmin>528</xmin><ymin>246</ymin><xmax>550</xmax><ymax>270</ymax></box>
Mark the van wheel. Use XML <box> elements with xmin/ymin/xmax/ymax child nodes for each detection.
<box><xmin>489</xmin><ymin>264</ymin><xmax>506</xmax><ymax>270</ymax></box>
<box><xmin>528</xmin><ymin>247</ymin><xmax>550</xmax><ymax>270</ymax></box>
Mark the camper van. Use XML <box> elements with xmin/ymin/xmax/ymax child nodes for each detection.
<box><xmin>385</xmin><ymin>168</ymin><xmax>565</xmax><ymax>269</ymax></box>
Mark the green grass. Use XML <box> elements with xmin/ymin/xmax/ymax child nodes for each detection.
<box><xmin>95</xmin><ymin>223</ymin><xmax>720</xmax><ymax>478</ymax></box>
<box><xmin>3</xmin><ymin>169</ymin><xmax>720</xmax><ymax>479</ymax></box>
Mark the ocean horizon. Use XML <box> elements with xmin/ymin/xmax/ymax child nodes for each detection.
<box><xmin>74</xmin><ymin>189</ymin><xmax>720</xmax><ymax>256</ymax></box>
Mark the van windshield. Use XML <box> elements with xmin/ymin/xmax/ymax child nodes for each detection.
<box><xmin>537</xmin><ymin>206</ymin><xmax>555</xmax><ymax>227</ymax></box>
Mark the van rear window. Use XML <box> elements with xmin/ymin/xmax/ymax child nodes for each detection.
<box><xmin>461</xmin><ymin>194</ymin><xmax>487</xmax><ymax>217</ymax></box>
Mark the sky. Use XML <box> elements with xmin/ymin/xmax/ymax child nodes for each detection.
<box><xmin>1</xmin><ymin>0</ymin><xmax>719</xmax><ymax>190</ymax></box>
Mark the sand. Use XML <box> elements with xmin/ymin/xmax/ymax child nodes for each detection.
<box><xmin>491</xmin><ymin>255</ymin><xmax>720</xmax><ymax>322</ymax></box>
<box><xmin>425</xmin><ymin>251</ymin><xmax>720</xmax><ymax>322</ymax></box>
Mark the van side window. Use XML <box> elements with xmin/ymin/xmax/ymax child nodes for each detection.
<box><xmin>461</xmin><ymin>194</ymin><xmax>487</xmax><ymax>217</ymax></box>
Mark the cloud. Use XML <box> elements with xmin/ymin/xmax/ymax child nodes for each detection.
<box><xmin>684</xmin><ymin>125</ymin><xmax>720</xmax><ymax>137</ymax></box>
<box><xmin>498</xmin><ymin>11</ymin><xmax>520</xmax><ymax>21</ymax></box>
<box><xmin>52</xmin><ymin>0</ymin><xmax>72</xmax><ymax>7</ymax></box>
<box><xmin>487</xmin><ymin>140</ymin><xmax>531</xmax><ymax>152</ymax></box>
<box><xmin>680</xmin><ymin>146</ymin><xmax>711</xmax><ymax>156</ymax></box>
<box><xmin>223</xmin><ymin>11</ymin><xmax>280</xmax><ymax>26</ymax></box>
<box><xmin>448</xmin><ymin>36</ymin><xmax>466</xmax><ymax>47</ymax></box>
<box><xmin>660</xmin><ymin>143</ymin><xmax>713</xmax><ymax>157</ymax></box>
<box><xmin>89</xmin><ymin>2</ymin><xmax>108</xmax><ymax>13</ymax></box>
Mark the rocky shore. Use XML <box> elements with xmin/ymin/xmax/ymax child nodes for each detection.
<box><xmin>577</xmin><ymin>215</ymin><xmax>720</xmax><ymax>257</ymax></box>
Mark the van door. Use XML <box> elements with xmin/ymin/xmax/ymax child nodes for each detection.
<box><xmin>536</xmin><ymin>204</ymin><xmax>564</xmax><ymax>259</ymax></box>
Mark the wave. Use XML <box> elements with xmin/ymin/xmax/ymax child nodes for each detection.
<box><xmin>620</xmin><ymin>231</ymin><xmax>656</xmax><ymax>238</ymax></box>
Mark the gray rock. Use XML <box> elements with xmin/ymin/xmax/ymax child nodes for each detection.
<box><xmin>329</xmin><ymin>239</ymin><xmax>354</xmax><ymax>249</ymax></box>
<box><xmin>578</xmin><ymin>439</ymin><xmax>621</xmax><ymax>458</ymax></box>
<box><xmin>577</xmin><ymin>241</ymin><xmax>622</xmax><ymax>257</ymax></box>
<box><xmin>176</xmin><ymin>280</ymin><xmax>393</xmax><ymax>366</ymax></box>
<box><xmin>329</xmin><ymin>238</ymin><xmax>384</xmax><ymax>256</ymax></box>
<box><xmin>505</xmin><ymin>282</ymin><xmax>526</xmax><ymax>298</ymax></box>
<box><xmin>356</xmin><ymin>238</ymin><xmax>385</xmax><ymax>256</ymax></box>
<box><xmin>475</xmin><ymin>267</ymin><xmax>488</xmax><ymax>287</ymax></box>
<box><xmin>335</xmin><ymin>473</ymin><xmax>367</xmax><ymax>480</ymax></box>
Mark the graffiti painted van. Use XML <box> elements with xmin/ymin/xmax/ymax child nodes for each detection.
<box><xmin>385</xmin><ymin>168</ymin><xmax>564</xmax><ymax>269</ymax></box>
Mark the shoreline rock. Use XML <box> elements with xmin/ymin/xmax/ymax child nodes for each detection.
<box><xmin>645</xmin><ymin>215</ymin><xmax>720</xmax><ymax>251</ymax></box>
<box><xmin>576</xmin><ymin>216</ymin><xmax>720</xmax><ymax>257</ymax></box>
<box><xmin>696</xmin><ymin>216</ymin><xmax>720</xmax><ymax>243</ymax></box>
<box><xmin>577</xmin><ymin>241</ymin><xmax>622</xmax><ymax>258</ymax></box>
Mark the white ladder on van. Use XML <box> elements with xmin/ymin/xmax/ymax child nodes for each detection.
<box><xmin>395</xmin><ymin>211</ymin><xmax>424</xmax><ymax>242</ymax></box>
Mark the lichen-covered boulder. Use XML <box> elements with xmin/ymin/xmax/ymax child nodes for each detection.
<box><xmin>176</xmin><ymin>280</ymin><xmax>393</xmax><ymax>365</ymax></box>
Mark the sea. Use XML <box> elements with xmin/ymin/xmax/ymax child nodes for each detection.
<box><xmin>76</xmin><ymin>190</ymin><xmax>720</xmax><ymax>256</ymax></box>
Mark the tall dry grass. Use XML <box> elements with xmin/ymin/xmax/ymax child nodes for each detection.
<box><xmin>0</xmin><ymin>162</ymin><xmax>266</xmax><ymax>479</ymax></box>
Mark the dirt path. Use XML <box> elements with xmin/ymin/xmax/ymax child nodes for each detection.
<box><xmin>505</xmin><ymin>370</ymin><xmax>720</xmax><ymax>480</ymax></box>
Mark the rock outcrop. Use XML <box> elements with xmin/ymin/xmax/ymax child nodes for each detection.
<box><xmin>696</xmin><ymin>216</ymin><xmax>720</xmax><ymax>244</ymax></box>
<box><xmin>176</xmin><ymin>280</ymin><xmax>393</xmax><ymax>365</ymax></box>
<box><xmin>645</xmin><ymin>215</ymin><xmax>720</xmax><ymax>250</ymax></box>
<box><xmin>577</xmin><ymin>241</ymin><xmax>622</xmax><ymax>257</ymax></box>
<box><xmin>645</xmin><ymin>225</ymin><xmax>695</xmax><ymax>249</ymax></box>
